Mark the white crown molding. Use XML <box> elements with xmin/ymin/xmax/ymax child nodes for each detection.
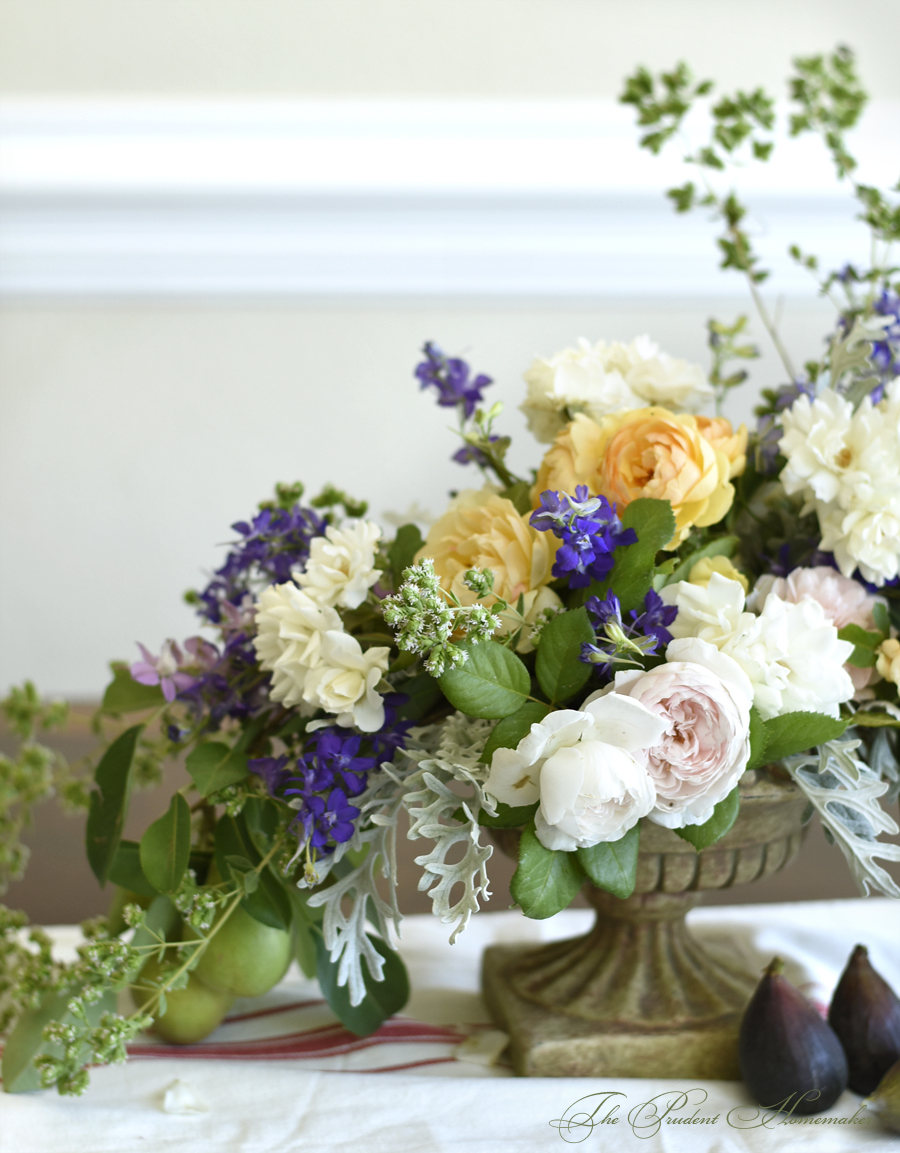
<box><xmin>1</xmin><ymin>98</ymin><xmax>896</xmax><ymax>298</ymax></box>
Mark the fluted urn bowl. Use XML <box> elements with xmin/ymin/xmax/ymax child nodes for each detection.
<box><xmin>482</xmin><ymin>768</ymin><xmax>809</xmax><ymax>1078</ymax></box>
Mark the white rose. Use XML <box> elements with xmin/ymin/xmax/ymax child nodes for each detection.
<box><xmin>253</xmin><ymin>583</ymin><xmax>342</xmax><ymax>708</ymax></box>
<box><xmin>485</xmin><ymin>694</ymin><xmax>666</xmax><ymax>851</ymax></box>
<box><xmin>297</xmin><ymin>519</ymin><xmax>383</xmax><ymax>609</ymax></box>
<box><xmin>302</xmin><ymin>631</ymin><xmax>389</xmax><ymax>732</ymax></box>
<box><xmin>604</xmin><ymin>638</ymin><xmax>752</xmax><ymax>829</ymax></box>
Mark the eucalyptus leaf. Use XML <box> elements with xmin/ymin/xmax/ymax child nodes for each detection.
<box><xmin>395</xmin><ymin>671</ymin><xmax>444</xmax><ymax>721</ymax></box>
<box><xmin>480</xmin><ymin>701</ymin><xmax>551</xmax><ymax>764</ymax></box>
<box><xmin>285</xmin><ymin>885</ymin><xmax>322</xmax><ymax>979</ymax></box>
<box><xmin>388</xmin><ymin>523</ymin><xmax>424</xmax><ymax>584</ymax></box>
<box><xmin>673</xmin><ymin>787</ymin><xmax>740</xmax><ymax>851</ymax></box>
<box><xmin>762</xmin><ymin>711</ymin><xmax>848</xmax><ymax>763</ymax></box>
<box><xmin>314</xmin><ymin>930</ymin><xmax>409</xmax><ymax>1036</ymax></box>
<box><xmin>100</xmin><ymin>662</ymin><xmax>165</xmax><ymax>714</ymax></box>
<box><xmin>214</xmin><ymin>814</ymin><xmax>291</xmax><ymax>930</ymax></box>
<box><xmin>186</xmin><ymin>741</ymin><xmax>249</xmax><ymax>797</ymax></box>
<box><xmin>576</xmin><ymin>823</ymin><xmax>640</xmax><ymax>899</ymax></box>
<box><xmin>510</xmin><ymin>822</ymin><xmax>586</xmax><ymax>919</ymax></box>
<box><xmin>139</xmin><ymin>793</ymin><xmax>192</xmax><ymax>895</ymax></box>
<box><xmin>535</xmin><ymin>607</ymin><xmax>594</xmax><ymax>703</ymax></box>
<box><xmin>108</xmin><ymin>839</ymin><xmax>159</xmax><ymax>897</ymax></box>
<box><xmin>438</xmin><ymin>640</ymin><xmax>531</xmax><ymax>718</ymax></box>
<box><xmin>86</xmin><ymin>724</ymin><xmax>143</xmax><ymax>886</ymax></box>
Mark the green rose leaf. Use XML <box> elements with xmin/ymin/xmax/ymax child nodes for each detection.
<box><xmin>535</xmin><ymin>607</ymin><xmax>594</xmax><ymax>703</ymax></box>
<box><xmin>480</xmin><ymin>701</ymin><xmax>551</xmax><ymax>764</ymax></box>
<box><xmin>583</xmin><ymin>498</ymin><xmax>676</xmax><ymax>612</ymax></box>
<box><xmin>314</xmin><ymin>931</ymin><xmax>410</xmax><ymax>1036</ymax></box>
<box><xmin>85</xmin><ymin>724</ymin><xmax>143</xmax><ymax>886</ymax></box>
<box><xmin>674</xmin><ymin>787</ymin><xmax>740</xmax><ymax>851</ymax></box>
<box><xmin>100</xmin><ymin>662</ymin><xmax>165</xmax><ymax>714</ymax></box>
<box><xmin>762</xmin><ymin>711</ymin><xmax>848</xmax><ymax>763</ymax></box>
<box><xmin>438</xmin><ymin>640</ymin><xmax>531</xmax><ymax>718</ymax></box>
<box><xmin>108</xmin><ymin>839</ymin><xmax>159</xmax><ymax>897</ymax></box>
<box><xmin>576</xmin><ymin>823</ymin><xmax>641</xmax><ymax>899</ymax></box>
<box><xmin>186</xmin><ymin>741</ymin><xmax>249</xmax><ymax>798</ymax></box>
<box><xmin>872</xmin><ymin>602</ymin><xmax>890</xmax><ymax>637</ymax></box>
<box><xmin>745</xmin><ymin>705</ymin><xmax>769</xmax><ymax>772</ymax></box>
<box><xmin>388</xmin><ymin>523</ymin><xmax>424</xmax><ymax>584</ymax></box>
<box><xmin>510</xmin><ymin>822</ymin><xmax>586</xmax><ymax>919</ymax></box>
<box><xmin>395</xmin><ymin>671</ymin><xmax>444</xmax><ymax>721</ymax></box>
<box><xmin>477</xmin><ymin>801</ymin><xmax>540</xmax><ymax>828</ymax></box>
<box><xmin>214</xmin><ymin>814</ymin><xmax>291</xmax><ymax>931</ymax></box>
<box><xmin>139</xmin><ymin>794</ymin><xmax>192</xmax><ymax>895</ymax></box>
<box><xmin>662</xmin><ymin>535</ymin><xmax>740</xmax><ymax>587</ymax></box>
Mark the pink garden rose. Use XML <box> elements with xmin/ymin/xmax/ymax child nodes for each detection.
<box><xmin>748</xmin><ymin>566</ymin><xmax>883</xmax><ymax>697</ymax></box>
<box><xmin>595</xmin><ymin>637</ymin><xmax>753</xmax><ymax>829</ymax></box>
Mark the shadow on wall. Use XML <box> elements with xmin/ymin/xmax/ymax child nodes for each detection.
<box><xmin>2</xmin><ymin>709</ymin><xmax>895</xmax><ymax>926</ymax></box>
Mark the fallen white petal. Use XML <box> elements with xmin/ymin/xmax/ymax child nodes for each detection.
<box><xmin>161</xmin><ymin>1079</ymin><xmax>209</xmax><ymax>1115</ymax></box>
<box><xmin>455</xmin><ymin>1029</ymin><xmax>510</xmax><ymax>1067</ymax></box>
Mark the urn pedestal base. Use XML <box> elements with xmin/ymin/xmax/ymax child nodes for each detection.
<box><xmin>483</xmin><ymin>772</ymin><xmax>809</xmax><ymax>1078</ymax></box>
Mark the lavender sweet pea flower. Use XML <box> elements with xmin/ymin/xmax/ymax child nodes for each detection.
<box><xmin>415</xmin><ymin>341</ymin><xmax>493</xmax><ymax>419</ymax></box>
<box><xmin>130</xmin><ymin>640</ymin><xmax>197</xmax><ymax>702</ymax></box>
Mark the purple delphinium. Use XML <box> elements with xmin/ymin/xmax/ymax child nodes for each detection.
<box><xmin>453</xmin><ymin>435</ymin><xmax>500</xmax><ymax>467</ymax></box>
<box><xmin>176</xmin><ymin>631</ymin><xmax>271</xmax><ymax>728</ymax></box>
<box><xmin>415</xmin><ymin>341</ymin><xmax>492</xmax><ymax>419</ymax></box>
<box><xmin>530</xmin><ymin>487</ymin><xmax>637</xmax><ymax>589</ymax></box>
<box><xmin>869</xmin><ymin>288</ymin><xmax>900</xmax><ymax>396</ymax></box>
<box><xmin>580</xmin><ymin>588</ymin><xmax>677</xmax><ymax>678</ymax></box>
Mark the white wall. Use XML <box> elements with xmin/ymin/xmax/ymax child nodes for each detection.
<box><xmin>0</xmin><ymin>0</ymin><xmax>896</xmax><ymax>696</ymax></box>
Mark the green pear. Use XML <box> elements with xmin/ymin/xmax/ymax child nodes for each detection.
<box><xmin>191</xmin><ymin>904</ymin><xmax>292</xmax><ymax>998</ymax></box>
<box><xmin>107</xmin><ymin>886</ymin><xmax>152</xmax><ymax>936</ymax></box>
<box><xmin>132</xmin><ymin>953</ymin><xmax>234</xmax><ymax>1045</ymax></box>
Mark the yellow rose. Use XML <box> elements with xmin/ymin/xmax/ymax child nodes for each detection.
<box><xmin>532</xmin><ymin>409</ymin><xmax>737</xmax><ymax>548</ymax></box>
<box><xmin>695</xmin><ymin>415</ymin><xmax>748</xmax><ymax>479</ymax></box>
<box><xmin>689</xmin><ymin>555</ymin><xmax>749</xmax><ymax>594</ymax></box>
<box><xmin>416</xmin><ymin>488</ymin><xmax>560</xmax><ymax>651</ymax></box>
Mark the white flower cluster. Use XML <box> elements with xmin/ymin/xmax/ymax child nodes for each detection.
<box><xmin>253</xmin><ymin>520</ymin><xmax>389</xmax><ymax>731</ymax></box>
<box><xmin>779</xmin><ymin>380</ymin><xmax>900</xmax><ymax>585</ymax></box>
<box><xmin>521</xmin><ymin>335</ymin><xmax>713</xmax><ymax>443</ymax></box>
<box><xmin>485</xmin><ymin>573</ymin><xmax>857</xmax><ymax>852</ymax></box>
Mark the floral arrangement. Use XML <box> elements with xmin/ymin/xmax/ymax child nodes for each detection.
<box><xmin>1</xmin><ymin>45</ymin><xmax>898</xmax><ymax>1097</ymax></box>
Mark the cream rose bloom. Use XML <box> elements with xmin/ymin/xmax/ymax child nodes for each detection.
<box><xmin>296</xmin><ymin>519</ymin><xmax>382</xmax><ymax>609</ymax></box>
<box><xmin>416</xmin><ymin>487</ymin><xmax>561</xmax><ymax>651</ymax></box>
<box><xmin>662</xmin><ymin>573</ymin><xmax>855</xmax><ymax>720</ymax></box>
<box><xmin>302</xmin><ymin>631</ymin><xmax>389</xmax><ymax>732</ymax></box>
<box><xmin>485</xmin><ymin>694</ymin><xmax>666</xmax><ymax>851</ymax></box>
<box><xmin>689</xmin><ymin>555</ymin><xmax>749</xmax><ymax>594</ymax></box>
<box><xmin>254</xmin><ymin>583</ymin><xmax>342</xmax><ymax>709</ymax></box>
<box><xmin>748</xmin><ymin>566</ymin><xmax>884</xmax><ymax>697</ymax></box>
<box><xmin>598</xmin><ymin>638</ymin><xmax>752</xmax><ymax>829</ymax></box>
<box><xmin>876</xmin><ymin>638</ymin><xmax>900</xmax><ymax>686</ymax></box>
<box><xmin>533</xmin><ymin>409</ymin><xmax>740</xmax><ymax>548</ymax></box>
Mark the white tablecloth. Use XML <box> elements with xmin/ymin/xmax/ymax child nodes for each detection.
<box><xmin>1</xmin><ymin>899</ymin><xmax>898</xmax><ymax>1152</ymax></box>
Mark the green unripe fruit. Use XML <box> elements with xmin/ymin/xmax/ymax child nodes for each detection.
<box><xmin>132</xmin><ymin>954</ymin><xmax>233</xmax><ymax>1045</ymax></box>
<box><xmin>191</xmin><ymin>904</ymin><xmax>292</xmax><ymax>998</ymax></box>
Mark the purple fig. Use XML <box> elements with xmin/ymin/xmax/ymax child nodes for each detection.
<box><xmin>867</xmin><ymin>1058</ymin><xmax>900</xmax><ymax>1134</ymax></box>
<box><xmin>828</xmin><ymin>944</ymin><xmax>900</xmax><ymax>1096</ymax></box>
<box><xmin>739</xmin><ymin>957</ymin><xmax>848</xmax><ymax>1115</ymax></box>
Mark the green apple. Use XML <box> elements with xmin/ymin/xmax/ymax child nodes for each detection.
<box><xmin>191</xmin><ymin>904</ymin><xmax>292</xmax><ymax>998</ymax></box>
<box><xmin>132</xmin><ymin>953</ymin><xmax>234</xmax><ymax>1044</ymax></box>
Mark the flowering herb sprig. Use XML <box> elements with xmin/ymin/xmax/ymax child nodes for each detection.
<box><xmin>530</xmin><ymin>487</ymin><xmax>638</xmax><ymax>589</ymax></box>
<box><xmin>580</xmin><ymin>589</ymin><xmax>678</xmax><ymax>677</ymax></box>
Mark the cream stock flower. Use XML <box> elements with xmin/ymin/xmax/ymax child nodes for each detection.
<box><xmin>416</xmin><ymin>487</ymin><xmax>561</xmax><ymax>651</ymax></box>
<box><xmin>600</xmin><ymin>638</ymin><xmax>753</xmax><ymax>829</ymax></box>
<box><xmin>485</xmin><ymin>694</ymin><xmax>666</xmax><ymax>851</ymax></box>
<box><xmin>302</xmin><ymin>631</ymin><xmax>389</xmax><ymax>732</ymax></box>
<box><xmin>533</xmin><ymin>409</ymin><xmax>738</xmax><ymax>548</ymax></box>
<box><xmin>876</xmin><ymin>638</ymin><xmax>900</xmax><ymax>686</ymax></box>
<box><xmin>296</xmin><ymin>519</ymin><xmax>382</xmax><ymax>609</ymax></box>
<box><xmin>253</xmin><ymin>583</ymin><xmax>342</xmax><ymax>709</ymax></box>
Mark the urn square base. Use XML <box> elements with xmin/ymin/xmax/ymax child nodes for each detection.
<box><xmin>482</xmin><ymin>942</ymin><xmax>744</xmax><ymax>1080</ymax></box>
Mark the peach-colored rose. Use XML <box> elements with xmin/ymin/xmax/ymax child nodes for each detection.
<box><xmin>695</xmin><ymin>415</ymin><xmax>748</xmax><ymax>479</ymax></box>
<box><xmin>416</xmin><ymin>487</ymin><xmax>560</xmax><ymax>651</ymax></box>
<box><xmin>532</xmin><ymin>409</ymin><xmax>737</xmax><ymax>548</ymax></box>
<box><xmin>748</xmin><ymin>566</ymin><xmax>884</xmax><ymax>698</ymax></box>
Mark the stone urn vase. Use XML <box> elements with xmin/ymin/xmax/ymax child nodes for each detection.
<box><xmin>481</xmin><ymin>768</ymin><xmax>809</xmax><ymax>1079</ymax></box>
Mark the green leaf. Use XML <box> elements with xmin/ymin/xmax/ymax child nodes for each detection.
<box><xmin>477</xmin><ymin>801</ymin><xmax>539</xmax><ymax>829</ymax></box>
<box><xmin>139</xmin><ymin>793</ymin><xmax>192</xmax><ymax>895</ymax></box>
<box><xmin>500</xmin><ymin>480</ymin><xmax>533</xmax><ymax>516</ymax></box>
<box><xmin>576</xmin><ymin>823</ymin><xmax>640</xmax><ymax>899</ymax></box>
<box><xmin>86</xmin><ymin>724</ymin><xmax>143</xmax><ymax>886</ymax></box>
<box><xmin>100</xmin><ymin>662</ymin><xmax>165</xmax><ymax>714</ymax></box>
<box><xmin>837</xmin><ymin>623</ymin><xmax>882</xmax><ymax>649</ymax></box>
<box><xmin>394</xmin><ymin>671</ymin><xmax>443</xmax><ymax>721</ymax></box>
<box><xmin>214</xmin><ymin>814</ymin><xmax>291</xmax><ymax>931</ymax></box>
<box><xmin>663</xmin><ymin>535</ymin><xmax>739</xmax><ymax>587</ymax></box>
<box><xmin>388</xmin><ymin>523</ymin><xmax>424</xmax><ymax>584</ymax></box>
<box><xmin>285</xmin><ymin>886</ymin><xmax>321</xmax><ymax>979</ymax></box>
<box><xmin>746</xmin><ymin>705</ymin><xmax>769</xmax><ymax>772</ymax></box>
<box><xmin>1</xmin><ymin>988</ymin><xmax>116</xmax><ymax>1094</ymax></box>
<box><xmin>480</xmin><ymin>701</ymin><xmax>551</xmax><ymax>764</ymax></box>
<box><xmin>850</xmin><ymin>711</ymin><xmax>900</xmax><ymax>729</ymax></box>
<box><xmin>108</xmin><ymin>839</ymin><xmax>159</xmax><ymax>897</ymax></box>
<box><xmin>584</xmin><ymin>499</ymin><xmax>676</xmax><ymax>612</ymax></box>
<box><xmin>872</xmin><ymin>602</ymin><xmax>890</xmax><ymax>638</ymax></box>
<box><xmin>510</xmin><ymin>822</ymin><xmax>586</xmax><ymax>919</ymax></box>
<box><xmin>762</xmin><ymin>711</ymin><xmax>848</xmax><ymax>763</ymax></box>
<box><xmin>535</xmin><ymin>607</ymin><xmax>594</xmax><ymax>703</ymax></box>
<box><xmin>438</xmin><ymin>640</ymin><xmax>531</xmax><ymax>718</ymax></box>
<box><xmin>314</xmin><ymin>930</ymin><xmax>409</xmax><ymax>1036</ymax></box>
<box><xmin>674</xmin><ymin>787</ymin><xmax>740</xmax><ymax>850</ymax></box>
<box><xmin>186</xmin><ymin>741</ymin><xmax>249</xmax><ymax>797</ymax></box>
<box><xmin>129</xmin><ymin>894</ymin><xmax>180</xmax><ymax>971</ymax></box>
<box><xmin>242</xmin><ymin>795</ymin><xmax>281</xmax><ymax>854</ymax></box>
